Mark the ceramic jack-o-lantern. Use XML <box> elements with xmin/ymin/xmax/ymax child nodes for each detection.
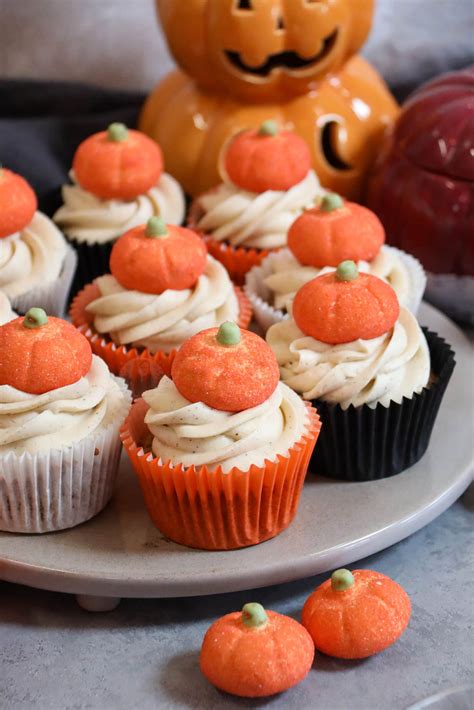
<box><xmin>140</xmin><ymin>0</ymin><xmax>398</xmax><ymax>199</ymax></box>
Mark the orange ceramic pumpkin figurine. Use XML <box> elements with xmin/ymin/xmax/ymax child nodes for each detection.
<box><xmin>302</xmin><ymin>568</ymin><xmax>411</xmax><ymax>658</ymax></box>
<box><xmin>0</xmin><ymin>168</ymin><xmax>37</xmax><ymax>239</ymax></box>
<box><xmin>73</xmin><ymin>122</ymin><xmax>163</xmax><ymax>201</ymax></box>
<box><xmin>0</xmin><ymin>307</ymin><xmax>92</xmax><ymax>395</ymax></box>
<box><xmin>200</xmin><ymin>602</ymin><xmax>314</xmax><ymax>697</ymax></box>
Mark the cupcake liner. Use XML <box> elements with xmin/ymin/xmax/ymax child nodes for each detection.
<box><xmin>425</xmin><ymin>272</ymin><xmax>474</xmax><ymax>325</ymax></box>
<box><xmin>244</xmin><ymin>251</ymin><xmax>291</xmax><ymax>333</ymax></box>
<box><xmin>119</xmin><ymin>359</ymin><xmax>165</xmax><ymax>400</ymax></box>
<box><xmin>121</xmin><ymin>399</ymin><xmax>321</xmax><ymax>550</ymax></box>
<box><xmin>0</xmin><ymin>378</ymin><xmax>131</xmax><ymax>534</ymax></box>
<box><xmin>70</xmin><ymin>282</ymin><xmax>252</xmax><ymax>376</ymax></box>
<box><xmin>309</xmin><ymin>329</ymin><xmax>456</xmax><ymax>481</ymax></box>
<box><xmin>67</xmin><ymin>239</ymin><xmax>114</xmax><ymax>301</ymax></box>
<box><xmin>384</xmin><ymin>245</ymin><xmax>427</xmax><ymax>314</ymax></box>
<box><xmin>10</xmin><ymin>244</ymin><xmax>77</xmax><ymax>317</ymax></box>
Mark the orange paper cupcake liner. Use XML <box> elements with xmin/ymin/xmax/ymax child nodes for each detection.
<box><xmin>120</xmin><ymin>398</ymin><xmax>321</xmax><ymax>550</ymax></box>
<box><xmin>69</xmin><ymin>282</ymin><xmax>252</xmax><ymax>377</ymax></box>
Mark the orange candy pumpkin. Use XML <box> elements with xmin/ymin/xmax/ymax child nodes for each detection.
<box><xmin>200</xmin><ymin>602</ymin><xmax>314</xmax><ymax>698</ymax></box>
<box><xmin>293</xmin><ymin>261</ymin><xmax>400</xmax><ymax>344</ymax></box>
<box><xmin>0</xmin><ymin>168</ymin><xmax>37</xmax><ymax>239</ymax></box>
<box><xmin>110</xmin><ymin>217</ymin><xmax>207</xmax><ymax>294</ymax></box>
<box><xmin>302</xmin><ymin>568</ymin><xmax>411</xmax><ymax>659</ymax></box>
<box><xmin>171</xmin><ymin>322</ymin><xmax>280</xmax><ymax>412</ymax></box>
<box><xmin>288</xmin><ymin>193</ymin><xmax>385</xmax><ymax>268</ymax></box>
<box><xmin>73</xmin><ymin>123</ymin><xmax>163</xmax><ymax>201</ymax></box>
<box><xmin>0</xmin><ymin>308</ymin><xmax>92</xmax><ymax>395</ymax></box>
<box><xmin>224</xmin><ymin>120</ymin><xmax>311</xmax><ymax>193</ymax></box>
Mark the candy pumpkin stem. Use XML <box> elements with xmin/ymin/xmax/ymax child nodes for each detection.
<box><xmin>216</xmin><ymin>322</ymin><xmax>241</xmax><ymax>346</ymax></box>
<box><xmin>23</xmin><ymin>307</ymin><xmax>48</xmax><ymax>329</ymax></box>
<box><xmin>145</xmin><ymin>216</ymin><xmax>168</xmax><ymax>238</ymax></box>
<box><xmin>107</xmin><ymin>122</ymin><xmax>129</xmax><ymax>142</ymax></box>
<box><xmin>320</xmin><ymin>193</ymin><xmax>344</xmax><ymax>212</ymax></box>
<box><xmin>258</xmin><ymin>120</ymin><xmax>279</xmax><ymax>137</ymax></box>
<box><xmin>331</xmin><ymin>569</ymin><xmax>355</xmax><ymax>591</ymax></box>
<box><xmin>242</xmin><ymin>603</ymin><xmax>268</xmax><ymax>628</ymax></box>
<box><xmin>336</xmin><ymin>260</ymin><xmax>358</xmax><ymax>282</ymax></box>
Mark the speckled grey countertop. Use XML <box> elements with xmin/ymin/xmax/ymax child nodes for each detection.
<box><xmin>1</xmin><ymin>483</ymin><xmax>472</xmax><ymax>710</ymax></box>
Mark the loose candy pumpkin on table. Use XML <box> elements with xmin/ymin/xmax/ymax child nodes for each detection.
<box><xmin>0</xmin><ymin>168</ymin><xmax>37</xmax><ymax>238</ymax></box>
<box><xmin>200</xmin><ymin>602</ymin><xmax>314</xmax><ymax>698</ymax></box>
<box><xmin>302</xmin><ymin>569</ymin><xmax>411</xmax><ymax>659</ymax></box>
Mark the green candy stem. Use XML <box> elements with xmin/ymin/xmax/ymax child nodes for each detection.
<box><xmin>242</xmin><ymin>603</ymin><xmax>268</xmax><ymax>629</ymax></box>
<box><xmin>331</xmin><ymin>569</ymin><xmax>355</xmax><ymax>592</ymax></box>
<box><xmin>336</xmin><ymin>260</ymin><xmax>358</xmax><ymax>282</ymax></box>
<box><xmin>258</xmin><ymin>120</ymin><xmax>279</xmax><ymax>137</ymax></box>
<box><xmin>145</xmin><ymin>216</ymin><xmax>168</xmax><ymax>238</ymax></box>
<box><xmin>320</xmin><ymin>193</ymin><xmax>344</xmax><ymax>212</ymax></box>
<box><xmin>107</xmin><ymin>122</ymin><xmax>129</xmax><ymax>142</ymax></box>
<box><xmin>216</xmin><ymin>322</ymin><xmax>241</xmax><ymax>346</ymax></box>
<box><xmin>23</xmin><ymin>307</ymin><xmax>48</xmax><ymax>329</ymax></box>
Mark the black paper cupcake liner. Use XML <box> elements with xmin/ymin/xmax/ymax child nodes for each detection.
<box><xmin>68</xmin><ymin>239</ymin><xmax>114</xmax><ymax>301</ymax></box>
<box><xmin>309</xmin><ymin>328</ymin><xmax>456</xmax><ymax>481</ymax></box>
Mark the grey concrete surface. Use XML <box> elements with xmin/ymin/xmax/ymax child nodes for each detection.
<box><xmin>1</xmin><ymin>484</ymin><xmax>473</xmax><ymax>710</ymax></box>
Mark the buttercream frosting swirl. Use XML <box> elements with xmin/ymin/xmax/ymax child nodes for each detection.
<box><xmin>267</xmin><ymin>308</ymin><xmax>430</xmax><ymax>409</ymax></box>
<box><xmin>195</xmin><ymin>170</ymin><xmax>323</xmax><ymax>250</ymax></box>
<box><xmin>54</xmin><ymin>171</ymin><xmax>186</xmax><ymax>245</ymax></box>
<box><xmin>87</xmin><ymin>256</ymin><xmax>239</xmax><ymax>353</ymax></box>
<box><xmin>143</xmin><ymin>377</ymin><xmax>308</xmax><ymax>473</ymax></box>
<box><xmin>0</xmin><ymin>212</ymin><xmax>67</xmax><ymax>299</ymax></box>
<box><xmin>0</xmin><ymin>356</ymin><xmax>127</xmax><ymax>455</ymax></box>
<box><xmin>0</xmin><ymin>291</ymin><xmax>16</xmax><ymax>325</ymax></box>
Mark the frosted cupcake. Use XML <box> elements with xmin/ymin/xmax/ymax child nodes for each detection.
<box><xmin>0</xmin><ymin>168</ymin><xmax>76</xmax><ymax>316</ymax></box>
<box><xmin>246</xmin><ymin>193</ymin><xmax>426</xmax><ymax>332</ymax></box>
<box><xmin>267</xmin><ymin>261</ymin><xmax>455</xmax><ymax>480</ymax></box>
<box><xmin>0</xmin><ymin>291</ymin><xmax>16</xmax><ymax>325</ymax></box>
<box><xmin>121</xmin><ymin>322</ymin><xmax>321</xmax><ymax>550</ymax></box>
<box><xmin>70</xmin><ymin>217</ymin><xmax>252</xmax><ymax>376</ymax></box>
<box><xmin>54</xmin><ymin>123</ymin><xmax>185</xmax><ymax>294</ymax></box>
<box><xmin>189</xmin><ymin>120</ymin><xmax>324</xmax><ymax>284</ymax></box>
<box><xmin>0</xmin><ymin>308</ymin><xmax>131</xmax><ymax>533</ymax></box>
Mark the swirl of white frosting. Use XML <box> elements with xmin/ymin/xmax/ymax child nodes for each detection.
<box><xmin>87</xmin><ymin>256</ymin><xmax>239</xmax><ymax>353</ymax></box>
<box><xmin>0</xmin><ymin>291</ymin><xmax>16</xmax><ymax>325</ymax></box>
<box><xmin>0</xmin><ymin>212</ymin><xmax>67</xmax><ymax>299</ymax></box>
<box><xmin>263</xmin><ymin>245</ymin><xmax>418</xmax><ymax>312</ymax></box>
<box><xmin>143</xmin><ymin>377</ymin><xmax>308</xmax><ymax>473</ymax></box>
<box><xmin>0</xmin><ymin>356</ymin><xmax>127</xmax><ymax>455</ymax></box>
<box><xmin>267</xmin><ymin>308</ymin><xmax>430</xmax><ymax>409</ymax></box>
<box><xmin>195</xmin><ymin>170</ymin><xmax>323</xmax><ymax>250</ymax></box>
<box><xmin>54</xmin><ymin>171</ymin><xmax>186</xmax><ymax>245</ymax></box>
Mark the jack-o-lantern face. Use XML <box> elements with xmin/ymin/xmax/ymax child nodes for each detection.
<box><xmin>157</xmin><ymin>0</ymin><xmax>374</xmax><ymax>102</ymax></box>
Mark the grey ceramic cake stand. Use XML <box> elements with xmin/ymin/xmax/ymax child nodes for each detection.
<box><xmin>0</xmin><ymin>303</ymin><xmax>472</xmax><ymax>611</ymax></box>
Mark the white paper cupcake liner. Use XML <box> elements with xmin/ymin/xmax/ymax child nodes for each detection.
<box><xmin>0</xmin><ymin>377</ymin><xmax>131</xmax><ymax>534</ymax></box>
<box><xmin>384</xmin><ymin>245</ymin><xmax>426</xmax><ymax>314</ymax></box>
<box><xmin>425</xmin><ymin>272</ymin><xmax>474</xmax><ymax>324</ymax></box>
<box><xmin>10</xmin><ymin>244</ymin><xmax>77</xmax><ymax>318</ymax></box>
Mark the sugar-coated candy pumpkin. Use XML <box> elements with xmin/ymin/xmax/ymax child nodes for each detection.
<box><xmin>200</xmin><ymin>602</ymin><xmax>314</xmax><ymax>698</ymax></box>
<box><xmin>171</xmin><ymin>322</ymin><xmax>279</xmax><ymax>412</ymax></box>
<box><xmin>224</xmin><ymin>120</ymin><xmax>311</xmax><ymax>193</ymax></box>
<box><xmin>73</xmin><ymin>123</ymin><xmax>163</xmax><ymax>201</ymax></box>
<box><xmin>0</xmin><ymin>168</ymin><xmax>37</xmax><ymax>239</ymax></box>
<box><xmin>302</xmin><ymin>568</ymin><xmax>411</xmax><ymax>659</ymax></box>
<box><xmin>110</xmin><ymin>217</ymin><xmax>207</xmax><ymax>295</ymax></box>
<box><xmin>288</xmin><ymin>193</ymin><xmax>385</xmax><ymax>268</ymax></box>
<box><xmin>293</xmin><ymin>261</ymin><xmax>400</xmax><ymax>344</ymax></box>
<box><xmin>0</xmin><ymin>308</ymin><xmax>92</xmax><ymax>395</ymax></box>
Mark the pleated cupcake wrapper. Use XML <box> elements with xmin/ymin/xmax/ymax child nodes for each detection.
<box><xmin>10</xmin><ymin>244</ymin><xmax>77</xmax><ymax>318</ymax></box>
<box><xmin>67</xmin><ymin>238</ymin><xmax>115</xmax><ymax>301</ymax></box>
<box><xmin>309</xmin><ymin>329</ymin><xmax>456</xmax><ymax>481</ymax></box>
<box><xmin>70</xmin><ymin>282</ymin><xmax>252</xmax><ymax>377</ymax></box>
<box><xmin>119</xmin><ymin>359</ymin><xmax>166</xmax><ymax>400</ymax></box>
<box><xmin>121</xmin><ymin>398</ymin><xmax>321</xmax><ymax>550</ymax></box>
<box><xmin>425</xmin><ymin>272</ymin><xmax>474</xmax><ymax>325</ymax></box>
<box><xmin>0</xmin><ymin>378</ymin><xmax>131</xmax><ymax>534</ymax></box>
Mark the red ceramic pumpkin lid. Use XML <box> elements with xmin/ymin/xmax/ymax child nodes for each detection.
<box><xmin>293</xmin><ymin>260</ymin><xmax>400</xmax><ymax>344</ymax></box>
<box><xmin>0</xmin><ymin>308</ymin><xmax>92</xmax><ymax>395</ymax></box>
<box><xmin>0</xmin><ymin>168</ymin><xmax>37</xmax><ymax>239</ymax></box>
<box><xmin>110</xmin><ymin>217</ymin><xmax>208</xmax><ymax>294</ymax></box>
<box><xmin>393</xmin><ymin>67</ymin><xmax>474</xmax><ymax>181</ymax></box>
<box><xmin>224</xmin><ymin>120</ymin><xmax>312</xmax><ymax>193</ymax></box>
<box><xmin>171</xmin><ymin>322</ymin><xmax>280</xmax><ymax>412</ymax></box>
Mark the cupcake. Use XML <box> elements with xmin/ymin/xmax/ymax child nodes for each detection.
<box><xmin>54</xmin><ymin>123</ymin><xmax>185</xmax><ymax>294</ymax></box>
<box><xmin>189</xmin><ymin>120</ymin><xmax>324</xmax><ymax>284</ymax></box>
<box><xmin>0</xmin><ymin>291</ymin><xmax>16</xmax><ymax>325</ymax></box>
<box><xmin>70</xmin><ymin>217</ymin><xmax>252</xmax><ymax>376</ymax></box>
<box><xmin>0</xmin><ymin>307</ymin><xmax>131</xmax><ymax>533</ymax></box>
<box><xmin>121</xmin><ymin>322</ymin><xmax>321</xmax><ymax>550</ymax></box>
<box><xmin>246</xmin><ymin>193</ymin><xmax>426</xmax><ymax>332</ymax></box>
<box><xmin>267</xmin><ymin>261</ymin><xmax>455</xmax><ymax>480</ymax></box>
<box><xmin>0</xmin><ymin>168</ymin><xmax>76</xmax><ymax>316</ymax></box>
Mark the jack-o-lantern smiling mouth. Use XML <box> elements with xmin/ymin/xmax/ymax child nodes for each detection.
<box><xmin>224</xmin><ymin>28</ymin><xmax>339</xmax><ymax>77</ymax></box>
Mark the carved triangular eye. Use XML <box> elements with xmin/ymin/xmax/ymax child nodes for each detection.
<box><xmin>236</xmin><ymin>0</ymin><xmax>253</xmax><ymax>9</ymax></box>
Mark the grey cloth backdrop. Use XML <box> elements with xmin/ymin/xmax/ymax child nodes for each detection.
<box><xmin>0</xmin><ymin>0</ymin><xmax>473</xmax><ymax>94</ymax></box>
